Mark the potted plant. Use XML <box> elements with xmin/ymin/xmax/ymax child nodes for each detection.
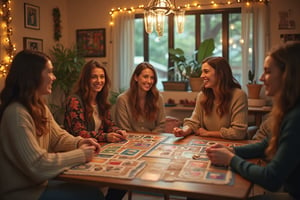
<box><xmin>48</xmin><ymin>43</ymin><xmax>85</xmax><ymax>124</ymax></box>
<box><xmin>167</xmin><ymin>38</ymin><xmax>215</xmax><ymax>92</ymax></box>
<box><xmin>247</xmin><ymin>69</ymin><xmax>263</xmax><ymax>99</ymax></box>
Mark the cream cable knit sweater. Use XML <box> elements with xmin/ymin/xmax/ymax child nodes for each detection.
<box><xmin>0</xmin><ymin>102</ymin><xmax>90</xmax><ymax>200</ymax></box>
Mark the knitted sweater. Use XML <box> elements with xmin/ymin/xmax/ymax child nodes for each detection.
<box><xmin>183</xmin><ymin>88</ymin><xmax>248</xmax><ymax>140</ymax></box>
<box><xmin>115</xmin><ymin>90</ymin><xmax>166</xmax><ymax>133</ymax></box>
<box><xmin>0</xmin><ymin>102</ymin><xmax>88</xmax><ymax>200</ymax></box>
<box><xmin>231</xmin><ymin>102</ymin><xmax>300</xmax><ymax>199</ymax></box>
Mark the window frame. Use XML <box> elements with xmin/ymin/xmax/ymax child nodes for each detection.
<box><xmin>135</xmin><ymin>7</ymin><xmax>242</xmax><ymax>80</ymax></box>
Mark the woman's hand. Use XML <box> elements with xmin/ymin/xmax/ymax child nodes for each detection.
<box><xmin>206</xmin><ymin>143</ymin><xmax>235</xmax><ymax>166</ymax></box>
<box><xmin>78</xmin><ymin>138</ymin><xmax>101</xmax><ymax>162</ymax></box>
<box><xmin>78</xmin><ymin>138</ymin><xmax>101</xmax><ymax>153</ymax></box>
<box><xmin>106</xmin><ymin>130</ymin><xmax>127</xmax><ymax>143</ymax></box>
<box><xmin>172</xmin><ymin>127</ymin><xmax>191</xmax><ymax>137</ymax></box>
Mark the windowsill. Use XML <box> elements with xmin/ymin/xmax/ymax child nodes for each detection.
<box><xmin>161</xmin><ymin>91</ymin><xmax>199</xmax><ymax>105</ymax></box>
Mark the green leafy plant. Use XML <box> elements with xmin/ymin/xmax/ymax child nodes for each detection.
<box><xmin>48</xmin><ymin>43</ymin><xmax>85</xmax><ymax>123</ymax></box>
<box><xmin>50</xmin><ymin>43</ymin><xmax>85</xmax><ymax>97</ymax></box>
<box><xmin>168</xmin><ymin>38</ymin><xmax>215</xmax><ymax>81</ymax></box>
<box><xmin>248</xmin><ymin>69</ymin><xmax>256</xmax><ymax>84</ymax></box>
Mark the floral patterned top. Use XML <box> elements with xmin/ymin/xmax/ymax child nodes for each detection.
<box><xmin>64</xmin><ymin>95</ymin><xmax>120</xmax><ymax>142</ymax></box>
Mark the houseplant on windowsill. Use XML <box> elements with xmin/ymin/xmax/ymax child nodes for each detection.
<box><xmin>166</xmin><ymin>38</ymin><xmax>215</xmax><ymax>92</ymax></box>
<box><xmin>247</xmin><ymin>69</ymin><xmax>267</xmax><ymax>107</ymax></box>
<box><xmin>247</xmin><ymin>69</ymin><xmax>263</xmax><ymax>99</ymax></box>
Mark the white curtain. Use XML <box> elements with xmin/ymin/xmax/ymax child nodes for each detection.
<box><xmin>241</xmin><ymin>3</ymin><xmax>269</xmax><ymax>90</ymax></box>
<box><xmin>111</xmin><ymin>12</ymin><xmax>135</xmax><ymax>92</ymax></box>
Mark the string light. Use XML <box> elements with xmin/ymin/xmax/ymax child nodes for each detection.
<box><xmin>109</xmin><ymin>0</ymin><xmax>269</xmax><ymax>26</ymax></box>
<box><xmin>0</xmin><ymin>0</ymin><xmax>16</xmax><ymax>77</ymax></box>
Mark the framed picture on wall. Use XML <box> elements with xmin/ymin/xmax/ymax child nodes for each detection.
<box><xmin>24</xmin><ymin>3</ymin><xmax>40</xmax><ymax>30</ymax></box>
<box><xmin>23</xmin><ymin>37</ymin><xmax>43</xmax><ymax>51</ymax></box>
<box><xmin>76</xmin><ymin>28</ymin><xmax>106</xmax><ymax>57</ymax></box>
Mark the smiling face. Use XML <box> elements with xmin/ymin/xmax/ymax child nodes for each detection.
<box><xmin>260</xmin><ymin>56</ymin><xmax>283</xmax><ymax>97</ymax></box>
<box><xmin>89</xmin><ymin>67</ymin><xmax>105</xmax><ymax>94</ymax></box>
<box><xmin>200</xmin><ymin>62</ymin><xmax>218</xmax><ymax>90</ymax></box>
<box><xmin>134</xmin><ymin>68</ymin><xmax>155</xmax><ymax>93</ymax></box>
<box><xmin>37</xmin><ymin>60</ymin><xmax>56</xmax><ymax>96</ymax></box>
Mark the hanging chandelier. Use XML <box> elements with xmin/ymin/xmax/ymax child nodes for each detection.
<box><xmin>144</xmin><ymin>0</ymin><xmax>185</xmax><ymax>36</ymax></box>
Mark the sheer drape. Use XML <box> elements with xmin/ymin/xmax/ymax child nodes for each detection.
<box><xmin>111</xmin><ymin>5</ymin><xmax>269</xmax><ymax>92</ymax></box>
<box><xmin>111</xmin><ymin>12</ymin><xmax>135</xmax><ymax>92</ymax></box>
<box><xmin>241</xmin><ymin>4</ymin><xmax>269</xmax><ymax>90</ymax></box>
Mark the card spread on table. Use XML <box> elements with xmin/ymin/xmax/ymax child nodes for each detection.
<box><xmin>64</xmin><ymin>134</ymin><xmax>243</xmax><ymax>184</ymax></box>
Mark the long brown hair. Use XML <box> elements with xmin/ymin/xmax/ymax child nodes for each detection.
<box><xmin>265</xmin><ymin>41</ymin><xmax>300</xmax><ymax>158</ymax></box>
<box><xmin>0</xmin><ymin>50</ymin><xmax>50</xmax><ymax>136</ymax></box>
<box><xmin>72</xmin><ymin>60</ymin><xmax>111</xmax><ymax>122</ymax></box>
<box><xmin>200</xmin><ymin>57</ymin><xmax>241</xmax><ymax>117</ymax></box>
<box><xmin>128</xmin><ymin>62</ymin><xmax>159</xmax><ymax>121</ymax></box>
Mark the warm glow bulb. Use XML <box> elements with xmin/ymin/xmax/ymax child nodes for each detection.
<box><xmin>248</xmin><ymin>48</ymin><xmax>253</xmax><ymax>54</ymax></box>
<box><xmin>155</xmin><ymin>11</ymin><xmax>165</xmax><ymax>37</ymax></box>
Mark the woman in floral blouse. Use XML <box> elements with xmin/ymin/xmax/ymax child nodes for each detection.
<box><xmin>64</xmin><ymin>60</ymin><xmax>126</xmax><ymax>143</ymax></box>
<box><xmin>64</xmin><ymin>60</ymin><xmax>127</xmax><ymax>199</ymax></box>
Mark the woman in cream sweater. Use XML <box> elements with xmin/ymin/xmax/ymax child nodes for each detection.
<box><xmin>0</xmin><ymin>50</ymin><xmax>103</xmax><ymax>200</ymax></box>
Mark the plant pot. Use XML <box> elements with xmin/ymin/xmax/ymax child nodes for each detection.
<box><xmin>247</xmin><ymin>84</ymin><xmax>262</xmax><ymax>99</ymax></box>
<box><xmin>189</xmin><ymin>77</ymin><xmax>203</xmax><ymax>92</ymax></box>
<box><xmin>162</xmin><ymin>81</ymin><xmax>188</xmax><ymax>91</ymax></box>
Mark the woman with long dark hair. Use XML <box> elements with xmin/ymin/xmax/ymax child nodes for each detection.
<box><xmin>173</xmin><ymin>57</ymin><xmax>248</xmax><ymax>140</ymax></box>
<box><xmin>115</xmin><ymin>62</ymin><xmax>166</xmax><ymax>132</ymax></box>
<box><xmin>0</xmin><ymin>50</ymin><xmax>103</xmax><ymax>200</ymax></box>
<box><xmin>64</xmin><ymin>60</ymin><xmax>126</xmax><ymax>143</ymax></box>
<box><xmin>64</xmin><ymin>60</ymin><xmax>127</xmax><ymax>200</ymax></box>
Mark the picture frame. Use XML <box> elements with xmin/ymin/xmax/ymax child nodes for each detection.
<box><xmin>24</xmin><ymin>3</ymin><xmax>40</xmax><ymax>30</ymax></box>
<box><xmin>23</xmin><ymin>37</ymin><xmax>43</xmax><ymax>52</ymax></box>
<box><xmin>76</xmin><ymin>28</ymin><xmax>106</xmax><ymax>57</ymax></box>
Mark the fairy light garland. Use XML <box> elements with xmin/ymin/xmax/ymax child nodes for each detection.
<box><xmin>109</xmin><ymin>0</ymin><xmax>269</xmax><ymax>25</ymax></box>
<box><xmin>0</xmin><ymin>0</ymin><xmax>16</xmax><ymax>77</ymax></box>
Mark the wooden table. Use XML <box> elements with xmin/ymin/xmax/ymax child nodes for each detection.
<box><xmin>56</xmin><ymin>133</ymin><xmax>256</xmax><ymax>200</ymax></box>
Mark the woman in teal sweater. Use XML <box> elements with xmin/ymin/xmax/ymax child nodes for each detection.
<box><xmin>206</xmin><ymin>41</ymin><xmax>300</xmax><ymax>199</ymax></box>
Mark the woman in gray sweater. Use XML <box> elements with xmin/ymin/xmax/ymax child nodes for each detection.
<box><xmin>115</xmin><ymin>62</ymin><xmax>166</xmax><ymax>133</ymax></box>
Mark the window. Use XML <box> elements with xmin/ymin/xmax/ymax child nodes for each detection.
<box><xmin>134</xmin><ymin>8</ymin><xmax>252</xmax><ymax>90</ymax></box>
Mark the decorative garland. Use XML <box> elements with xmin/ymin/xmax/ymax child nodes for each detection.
<box><xmin>109</xmin><ymin>0</ymin><xmax>270</xmax><ymax>25</ymax></box>
<box><xmin>52</xmin><ymin>7</ymin><xmax>62</xmax><ymax>41</ymax></box>
<box><xmin>0</xmin><ymin>0</ymin><xmax>16</xmax><ymax>77</ymax></box>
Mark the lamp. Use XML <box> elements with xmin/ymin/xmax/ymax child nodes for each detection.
<box><xmin>144</xmin><ymin>0</ymin><xmax>185</xmax><ymax>36</ymax></box>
